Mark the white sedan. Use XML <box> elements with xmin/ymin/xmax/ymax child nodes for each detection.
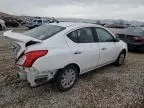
<box><xmin>4</xmin><ymin>22</ymin><xmax>127</xmax><ymax>91</ymax></box>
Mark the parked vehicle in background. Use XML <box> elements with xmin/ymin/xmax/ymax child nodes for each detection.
<box><xmin>0</xmin><ymin>19</ymin><xmax>6</xmax><ymax>30</ymax></box>
<box><xmin>105</xmin><ymin>24</ymin><xmax>127</xmax><ymax>29</ymax></box>
<box><xmin>117</xmin><ymin>27</ymin><xmax>144</xmax><ymax>50</ymax></box>
<box><xmin>5</xmin><ymin>20</ymin><xmax>19</xmax><ymax>27</ymax></box>
<box><xmin>26</xmin><ymin>19</ymin><xmax>50</xmax><ymax>29</ymax></box>
<box><xmin>4</xmin><ymin>22</ymin><xmax>127</xmax><ymax>91</ymax></box>
<box><xmin>2</xmin><ymin>17</ymin><xmax>19</xmax><ymax>27</ymax></box>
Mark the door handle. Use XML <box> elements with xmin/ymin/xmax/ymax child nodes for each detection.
<box><xmin>101</xmin><ymin>48</ymin><xmax>107</xmax><ymax>50</ymax></box>
<box><xmin>74</xmin><ymin>51</ymin><xmax>82</xmax><ymax>54</ymax></box>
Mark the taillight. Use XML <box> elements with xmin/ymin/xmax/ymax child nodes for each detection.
<box><xmin>17</xmin><ymin>50</ymin><xmax>48</xmax><ymax>67</ymax></box>
<box><xmin>133</xmin><ymin>36</ymin><xmax>144</xmax><ymax>41</ymax></box>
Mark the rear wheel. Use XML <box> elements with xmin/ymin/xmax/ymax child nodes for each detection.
<box><xmin>115</xmin><ymin>51</ymin><xmax>126</xmax><ymax>66</ymax></box>
<box><xmin>54</xmin><ymin>65</ymin><xmax>78</xmax><ymax>91</ymax></box>
<box><xmin>0</xmin><ymin>24</ymin><xmax>2</xmax><ymax>30</ymax></box>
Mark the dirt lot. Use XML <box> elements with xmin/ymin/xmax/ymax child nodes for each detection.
<box><xmin>0</xmin><ymin>29</ymin><xmax>144</xmax><ymax>108</ymax></box>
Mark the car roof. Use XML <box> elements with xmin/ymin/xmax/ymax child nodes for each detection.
<box><xmin>127</xmin><ymin>27</ymin><xmax>144</xmax><ymax>30</ymax></box>
<box><xmin>48</xmin><ymin>22</ymin><xmax>101</xmax><ymax>28</ymax></box>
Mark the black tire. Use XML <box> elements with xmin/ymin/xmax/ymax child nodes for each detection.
<box><xmin>115</xmin><ymin>51</ymin><xmax>126</xmax><ymax>66</ymax></box>
<box><xmin>0</xmin><ymin>24</ymin><xmax>2</xmax><ymax>30</ymax></box>
<box><xmin>54</xmin><ymin>65</ymin><xmax>79</xmax><ymax>91</ymax></box>
<box><xmin>28</xmin><ymin>27</ymin><xmax>34</xmax><ymax>29</ymax></box>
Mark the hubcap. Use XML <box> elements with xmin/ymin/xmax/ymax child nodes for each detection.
<box><xmin>61</xmin><ymin>68</ymin><xmax>76</xmax><ymax>88</ymax></box>
<box><xmin>119</xmin><ymin>54</ymin><xmax>125</xmax><ymax>64</ymax></box>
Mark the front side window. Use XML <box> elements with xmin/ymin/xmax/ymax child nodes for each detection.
<box><xmin>23</xmin><ymin>25</ymin><xmax>65</xmax><ymax>40</ymax></box>
<box><xmin>96</xmin><ymin>28</ymin><xmax>114</xmax><ymax>42</ymax></box>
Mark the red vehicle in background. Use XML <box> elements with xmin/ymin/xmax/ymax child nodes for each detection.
<box><xmin>117</xmin><ymin>27</ymin><xmax>144</xmax><ymax>51</ymax></box>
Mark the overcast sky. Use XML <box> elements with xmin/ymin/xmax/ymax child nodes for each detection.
<box><xmin>0</xmin><ymin>0</ymin><xmax>144</xmax><ymax>21</ymax></box>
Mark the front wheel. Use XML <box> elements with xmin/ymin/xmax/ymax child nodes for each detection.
<box><xmin>115</xmin><ymin>51</ymin><xmax>126</xmax><ymax>66</ymax></box>
<box><xmin>54</xmin><ymin>65</ymin><xmax>78</xmax><ymax>91</ymax></box>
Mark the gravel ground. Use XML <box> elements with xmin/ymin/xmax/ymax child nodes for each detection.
<box><xmin>0</xmin><ymin>29</ymin><xmax>144</xmax><ymax>108</ymax></box>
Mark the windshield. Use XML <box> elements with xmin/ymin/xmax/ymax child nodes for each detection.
<box><xmin>23</xmin><ymin>25</ymin><xmax>65</xmax><ymax>40</ymax></box>
<box><xmin>33</xmin><ymin>20</ymin><xmax>37</xmax><ymax>22</ymax></box>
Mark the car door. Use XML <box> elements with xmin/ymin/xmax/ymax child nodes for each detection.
<box><xmin>95</xmin><ymin>27</ymin><xmax>120</xmax><ymax>65</ymax></box>
<box><xmin>66</xmin><ymin>27</ymin><xmax>100</xmax><ymax>74</ymax></box>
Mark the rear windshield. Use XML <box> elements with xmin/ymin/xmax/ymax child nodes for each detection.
<box><xmin>23</xmin><ymin>25</ymin><xmax>66</xmax><ymax>40</ymax></box>
<box><xmin>125</xmin><ymin>28</ymin><xmax>144</xmax><ymax>36</ymax></box>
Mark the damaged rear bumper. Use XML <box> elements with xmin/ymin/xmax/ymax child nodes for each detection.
<box><xmin>16</xmin><ymin>66</ymin><xmax>57</xmax><ymax>87</ymax></box>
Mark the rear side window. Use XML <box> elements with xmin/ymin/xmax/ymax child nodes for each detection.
<box><xmin>67</xmin><ymin>27</ymin><xmax>95</xmax><ymax>43</ymax></box>
<box><xmin>23</xmin><ymin>25</ymin><xmax>65</xmax><ymax>40</ymax></box>
<box><xmin>67</xmin><ymin>31</ymin><xmax>78</xmax><ymax>43</ymax></box>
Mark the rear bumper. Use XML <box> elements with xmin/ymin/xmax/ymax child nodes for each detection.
<box><xmin>17</xmin><ymin>66</ymin><xmax>57</xmax><ymax>87</ymax></box>
<box><xmin>17</xmin><ymin>72</ymin><xmax>27</xmax><ymax>80</ymax></box>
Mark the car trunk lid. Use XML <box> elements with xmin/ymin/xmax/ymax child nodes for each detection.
<box><xmin>3</xmin><ymin>30</ymin><xmax>42</xmax><ymax>59</ymax></box>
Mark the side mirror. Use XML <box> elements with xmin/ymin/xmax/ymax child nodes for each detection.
<box><xmin>115</xmin><ymin>37</ymin><xmax>120</xmax><ymax>42</ymax></box>
<box><xmin>115</xmin><ymin>34</ymin><xmax>119</xmax><ymax>38</ymax></box>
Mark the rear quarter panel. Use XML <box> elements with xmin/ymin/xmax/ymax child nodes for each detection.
<box><xmin>32</xmin><ymin>33</ymin><xmax>76</xmax><ymax>72</ymax></box>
